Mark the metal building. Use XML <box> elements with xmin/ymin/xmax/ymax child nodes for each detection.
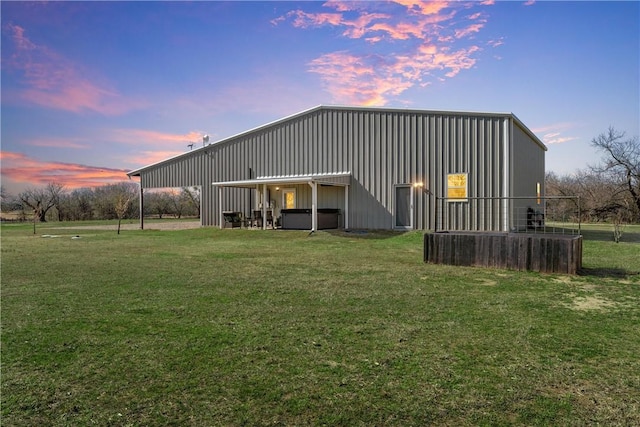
<box><xmin>127</xmin><ymin>105</ymin><xmax>546</xmax><ymax>231</ymax></box>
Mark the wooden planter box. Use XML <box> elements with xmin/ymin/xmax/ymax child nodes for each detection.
<box><xmin>424</xmin><ymin>232</ymin><xmax>582</xmax><ymax>274</ymax></box>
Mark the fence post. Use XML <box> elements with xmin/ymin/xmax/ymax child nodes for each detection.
<box><xmin>434</xmin><ymin>196</ymin><xmax>438</xmax><ymax>232</ymax></box>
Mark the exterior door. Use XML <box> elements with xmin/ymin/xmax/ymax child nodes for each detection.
<box><xmin>394</xmin><ymin>185</ymin><xmax>413</xmax><ymax>229</ymax></box>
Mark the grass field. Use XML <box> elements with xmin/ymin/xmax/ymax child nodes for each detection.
<box><xmin>2</xmin><ymin>221</ymin><xmax>639</xmax><ymax>426</ymax></box>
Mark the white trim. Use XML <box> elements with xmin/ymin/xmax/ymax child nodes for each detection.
<box><xmin>212</xmin><ymin>172</ymin><xmax>351</xmax><ymax>188</ymax></box>
<box><xmin>257</xmin><ymin>172</ymin><xmax>351</xmax><ymax>180</ymax></box>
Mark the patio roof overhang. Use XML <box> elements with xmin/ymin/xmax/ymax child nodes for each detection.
<box><xmin>211</xmin><ymin>172</ymin><xmax>351</xmax><ymax>188</ymax></box>
<box><xmin>212</xmin><ymin>172</ymin><xmax>351</xmax><ymax>231</ymax></box>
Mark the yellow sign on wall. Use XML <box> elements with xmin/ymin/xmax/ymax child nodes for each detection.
<box><xmin>447</xmin><ymin>173</ymin><xmax>468</xmax><ymax>201</ymax></box>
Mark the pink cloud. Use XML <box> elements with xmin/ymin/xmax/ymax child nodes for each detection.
<box><xmin>1</xmin><ymin>129</ymin><xmax>207</xmax><ymax>190</ymax></box>
<box><xmin>308</xmin><ymin>41</ymin><xmax>481</xmax><ymax>105</ymax></box>
<box><xmin>367</xmin><ymin>19</ymin><xmax>428</xmax><ymax>40</ymax></box>
<box><xmin>342</xmin><ymin>13</ymin><xmax>391</xmax><ymax>39</ymax></box>
<box><xmin>27</xmin><ymin>138</ymin><xmax>89</xmax><ymax>149</ymax></box>
<box><xmin>107</xmin><ymin>129</ymin><xmax>207</xmax><ymax>168</ymax></box>
<box><xmin>543</xmin><ymin>135</ymin><xmax>578</xmax><ymax>145</ymax></box>
<box><xmin>110</xmin><ymin>129</ymin><xmax>206</xmax><ymax>148</ymax></box>
<box><xmin>275</xmin><ymin>11</ymin><xmax>344</xmax><ymax>28</ymax></box>
<box><xmin>3</xmin><ymin>24</ymin><xmax>146</xmax><ymax>115</ymax></box>
<box><xmin>277</xmin><ymin>1</ymin><xmax>496</xmax><ymax>105</ymax></box>
<box><xmin>0</xmin><ymin>151</ymin><xmax>130</xmax><ymax>189</ymax></box>
<box><xmin>455</xmin><ymin>23</ymin><xmax>485</xmax><ymax>39</ymax></box>
<box><xmin>488</xmin><ymin>38</ymin><xmax>505</xmax><ymax>48</ymax></box>
<box><xmin>531</xmin><ymin>123</ymin><xmax>579</xmax><ymax>145</ymax></box>
<box><xmin>276</xmin><ymin>2</ymin><xmax>456</xmax><ymax>43</ymax></box>
<box><xmin>532</xmin><ymin>122</ymin><xmax>577</xmax><ymax>134</ymax></box>
<box><xmin>128</xmin><ymin>150</ymin><xmax>187</xmax><ymax>167</ymax></box>
<box><xmin>391</xmin><ymin>0</ymin><xmax>450</xmax><ymax>16</ymax></box>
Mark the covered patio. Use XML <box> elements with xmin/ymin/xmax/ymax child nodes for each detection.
<box><xmin>212</xmin><ymin>173</ymin><xmax>351</xmax><ymax>231</ymax></box>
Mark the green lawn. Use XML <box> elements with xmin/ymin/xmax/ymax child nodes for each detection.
<box><xmin>2</xmin><ymin>222</ymin><xmax>639</xmax><ymax>426</ymax></box>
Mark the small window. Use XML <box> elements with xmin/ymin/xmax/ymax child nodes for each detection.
<box><xmin>282</xmin><ymin>189</ymin><xmax>296</xmax><ymax>209</ymax></box>
<box><xmin>447</xmin><ymin>173</ymin><xmax>468</xmax><ymax>202</ymax></box>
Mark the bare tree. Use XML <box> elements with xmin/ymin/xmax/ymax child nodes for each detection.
<box><xmin>591</xmin><ymin>127</ymin><xmax>640</xmax><ymax>222</ymax></box>
<box><xmin>66</xmin><ymin>188</ymin><xmax>95</xmax><ymax>221</ymax></box>
<box><xmin>93</xmin><ymin>183</ymin><xmax>138</xmax><ymax>221</ymax></box>
<box><xmin>19</xmin><ymin>183</ymin><xmax>65</xmax><ymax>233</ymax></box>
<box><xmin>182</xmin><ymin>186</ymin><xmax>200</xmax><ymax>218</ymax></box>
<box><xmin>545</xmin><ymin>171</ymin><xmax>581</xmax><ymax>221</ymax></box>
<box><xmin>168</xmin><ymin>189</ymin><xmax>186</xmax><ymax>219</ymax></box>
<box><xmin>113</xmin><ymin>184</ymin><xmax>137</xmax><ymax>234</ymax></box>
<box><xmin>547</xmin><ymin>168</ymin><xmax>633</xmax><ymax>223</ymax></box>
<box><xmin>1</xmin><ymin>186</ymin><xmax>13</xmax><ymax>213</ymax></box>
<box><xmin>0</xmin><ymin>187</ymin><xmax>23</xmax><ymax>221</ymax></box>
<box><xmin>146</xmin><ymin>191</ymin><xmax>173</xmax><ymax>219</ymax></box>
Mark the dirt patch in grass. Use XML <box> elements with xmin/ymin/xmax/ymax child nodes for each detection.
<box><xmin>564</xmin><ymin>295</ymin><xmax>619</xmax><ymax>311</ymax></box>
<box><xmin>475</xmin><ymin>278</ymin><xmax>498</xmax><ymax>286</ymax></box>
<box><xmin>47</xmin><ymin>221</ymin><xmax>201</xmax><ymax>231</ymax></box>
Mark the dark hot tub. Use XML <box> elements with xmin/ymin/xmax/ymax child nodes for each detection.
<box><xmin>280</xmin><ymin>208</ymin><xmax>340</xmax><ymax>230</ymax></box>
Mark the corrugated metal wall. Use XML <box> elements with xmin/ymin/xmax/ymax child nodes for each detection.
<box><xmin>510</xmin><ymin>121</ymin><xmax>547</xmax><ymax>230</ymax></box>
<box><xmin>136</xmin><ymin>106</ymin><xmax>545</xmax><ymax>230</ymax></box>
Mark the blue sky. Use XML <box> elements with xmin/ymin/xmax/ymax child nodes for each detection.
<box><xmin>1</xmin><ymin>0</ymin><xmax>638</xmax><ymax>194</ymax></box>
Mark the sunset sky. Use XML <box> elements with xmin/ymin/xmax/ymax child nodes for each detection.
<box><xmin>1</xmin><ymin>1</ymin><xmax>638</xmax><ymax>194</ymax></box>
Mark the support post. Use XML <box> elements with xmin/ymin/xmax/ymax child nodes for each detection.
<box><xmin>139</xmin><ymin>185</ymin><xmax>144</xmax><ymax>230</ymax></box>
<box><xmin>503</xmin><ymin>119</ymin><xmax>511</xmax><ymax>232</ymax></box>
<box><xmin>262</xmin><ymin>183</ymin><xmax>268</xmax><ymax>230</ymax></box>
<box><xmin>218</xmin><ymin>186</ymin><xmax>223</xmax><ymax>229</ymax></box>
<box><xmin>343</xmin><ymin>185</ymin><xmax>349</xmax><ymax>230</ymax></box>
<box><xmin>310</xmin><ymin>181</ymin><xmax>317</xmax><ymax>232</ymax></box>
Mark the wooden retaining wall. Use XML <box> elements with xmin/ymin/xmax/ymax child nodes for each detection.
<box><xmin>424</xmin><ymin>232</ymin><xmax>582</xmax><ymax>274</ymax></box>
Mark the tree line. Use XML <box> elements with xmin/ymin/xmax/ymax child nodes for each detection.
<box><xmin>1</xmin><ymin>182</ymin><xmax>201</xmax><ymax>223</ymax></box>
<box><xmin>545</xmin><ymin>127</ymin><xmax>639</xmax><ymax>225</ymax></box>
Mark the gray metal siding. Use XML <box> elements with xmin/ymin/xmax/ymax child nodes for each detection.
<box><xmin>510</xmin><ymin>120</ymin><xmax>546</xmax><ymax>230</ymax></box>
<box><xmin>140</xmin><ymin>152</ymin><xmax>208</xmax><ymax>189</ymax></box>
<box><xmin>135</xmin><ymin>106</ymin><xmax>544</xmax><ymax>230</ymax></box>
<box><xmin>512</xmin><ymin>121</ymin><xmax>545</xmax><ymax>197</ymax></box>
<box><xmin>432</xmin><ymin>115</ymin><xmax>507</xmax><ymax>231</ymax></box>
